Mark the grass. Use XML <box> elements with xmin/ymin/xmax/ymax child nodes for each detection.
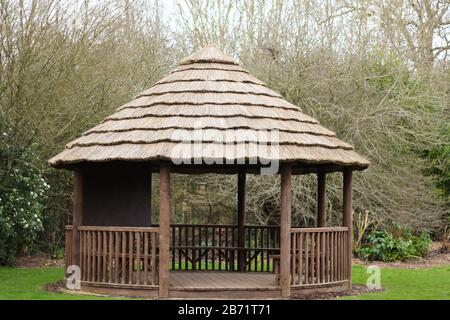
<box><xmin>0</xmin><ymin>264</ymin><xmax>449</xmax><ymax>300</ymax></box>
<box><xmin>0</xmin><ymin>267</ymin><xmax>122</xmax><ymax>300</ymax></box>
<box><xmin>342</xmin><ymin>264</ymin><xmax>450</xmax><ymax>300</ymax></box>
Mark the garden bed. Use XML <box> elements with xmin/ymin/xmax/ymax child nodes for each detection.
<box><xmin>354</xmin><ymin>241</ymin><xmax>450</xmax><ymax>269</ymax></box>
<box><xmin>13</xmin><ymin>254</ymin><xmax>65</xmax><ymax>269</ymax></box>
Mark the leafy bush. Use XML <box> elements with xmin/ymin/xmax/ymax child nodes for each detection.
<box><xmin>0</xmin><ymin>115</ymin><xmax>49</xmax><ymax>265</ymax></box>
<box><xmin>357</xmin><ymin>228</ymin><xmax>431</xmax><ymax>262</ymax></box>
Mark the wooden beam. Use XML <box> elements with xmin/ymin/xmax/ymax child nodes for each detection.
<box><xmin>343</xmin><ymin>168</ymin><xmax>353</xmax><ymax>289</ymax></box>
<box><xmin>72</xmin><ymin>169</ymin><xmax>83</xmax><ymax>270</ymax></box>
<box><xmin>159</xmin><ymin>163</ymin><xmax>171</xmax><ymax>298</ymax></box>
<box><xmin>317</xmin><ymin>171</ymin><xmax>327</xmax><ymax>227</ymax></box>
<box><xmin>237</xmin><ymin>168</ymin><xmax>246</xmax><ymax>272</ymax></box>
<box><xmin>279</xmin><ymin>164</ymin><xmax>292</xmax><ymax>298</ymax></box>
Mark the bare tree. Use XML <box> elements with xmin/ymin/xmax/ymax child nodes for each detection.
<box><xmin>174</xmin><ymin>0</ymin><xmax>448</xmax><ymax>231</ymax></box>
<box><xmin>373</xmin><ymin>0</ymin><xmax>450</xmax><ymax>73</ymax></box>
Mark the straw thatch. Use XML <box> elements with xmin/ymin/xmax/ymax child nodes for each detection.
<box><xmin>49</xmin><ymin>46</ymin><xmax>369</xmax><ymax>169</ymax></box>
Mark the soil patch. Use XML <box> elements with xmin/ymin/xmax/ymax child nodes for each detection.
<box><xmin>45</xmin><ymin>280</ymin><xmax>65</xmax><ymax>294</ymax></box>
<box><xmin>292</xmin><ymin>285</ymin><xmax>383</xmax><ymax>300</ymax></box>
<box><xmin>13</xmin><ymin>254</ymin><xmax>65</xmax><ymax>269</ymax></box>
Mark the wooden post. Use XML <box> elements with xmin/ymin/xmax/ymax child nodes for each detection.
<box><xmin>343</xmin><ymin>168</ymin><xmax>353</xmax><ymax>289</ymax></box>
<box><xmin>72</xmin><ymin>168</ymin><xmax>83</xmax><ymax>270</ymax></box>
<box><xmin>317</xmin><ymin>171</ymin><xmax>327</xmax><ymax>227</ymax></box>
<box><xmin>149</xmin><ymin>167</ymin><xmax>152</xmax><ymax>224</ymax></box>
<box><xmin>159</xmin><ymin>163</ymin><xmax>171</xmax><ymax>298</ymax></box>
<box><xmin>280</xmin><ymin>164</ymin><xmax>292</xmax><ymax>298</ymax></box>
<box><xmin>237</xmin><ymin>168</ymin><xmax>246</xmax><ymax>272</ymax></box>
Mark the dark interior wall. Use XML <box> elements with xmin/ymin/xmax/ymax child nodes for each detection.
<box><xmin>79</xmin><ymin>162</ymin><xmax>152</xmax><ymax>227</ymax></box>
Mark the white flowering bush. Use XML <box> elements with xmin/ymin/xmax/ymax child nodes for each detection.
<box><xmin>0</xmin><ymin>117</ymin><xmax>49</xmax><ymax>265</ymax></box>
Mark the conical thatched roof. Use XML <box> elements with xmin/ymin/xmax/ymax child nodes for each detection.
<box><xmin>49</xmin><ymin>46</ymin><xmax>369</xmax><ymax>170</ymax></box>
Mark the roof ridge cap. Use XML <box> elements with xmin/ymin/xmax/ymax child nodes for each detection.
<box><xmin>179</xmin><ymin>46</ymin><xmax>239</xmax><ymax>66</ymax></box>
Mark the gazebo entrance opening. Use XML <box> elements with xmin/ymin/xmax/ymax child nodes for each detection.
<box><xmin>164</xmin><ymin>169</ymin><xmax>279</xmax><ymax>274</ymax></box>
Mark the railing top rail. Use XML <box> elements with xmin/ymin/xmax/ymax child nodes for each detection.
<box><xmin>78</xmin><ymin>226</ymin><xmax>159</xmax><ymax>233</ymax></box>
<box><xmin>290</xmin><ymin>227</ymin><xmax>348</xmax><ymax>233</ymax></box>
<box><xmin>68</xmin><ymin>225</ymin><xmax>346</xmax><ymax>232</ymax></box>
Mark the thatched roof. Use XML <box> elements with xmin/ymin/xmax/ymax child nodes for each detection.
<box><xmin>49</xmin><ymin>46</ymin><xmax>369</xmax><ymax>170</ymax></box>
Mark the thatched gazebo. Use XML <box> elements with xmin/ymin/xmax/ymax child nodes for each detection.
<box><xmin>50</xmin><ymin>46</ymin><xmax>369</xmax><ymax>298</ymax></box>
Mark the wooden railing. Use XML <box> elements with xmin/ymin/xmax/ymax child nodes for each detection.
<box><xmin>245</xmin><ymin>225</ymin><xmax>280</xmax><ymax>272</ymax></box>
<box><xmin>78</xmin><ymin>226</ymin><xmax>159</xmax><ymax>287</ymax></box>
<box><xmin>169</xmin><ymin>224</ymin><xmax>279</xmax><ymax>272</ymax></box>
<box><xmin>66</xmin><ymin>225</ymin><xmax>350</xmax><ymax>289</ymax></box>
<box><xmin>290</xmin><ymin>227</ymin><xmax>349</xmax><ymax>287</ymax></box>
<box><xmin>66</xmin><ymin>224</ymin><xmax>279</xmax><ymax>278</ymax></box>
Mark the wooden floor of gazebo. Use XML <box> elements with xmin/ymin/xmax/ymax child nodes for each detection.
<box><xmin>169</xmin><ymin>272</ymin><xmax>281</xmax><ymax>299</ymax></box>
<box><xmin>170</xmin><ymin>271</ymin><xmax>276</xmax><ymax>290</ymax></box>
<box><xmin>168</xmin><ymin>271</ymin><xmax>348</xmax><ymax>299</ymax></box>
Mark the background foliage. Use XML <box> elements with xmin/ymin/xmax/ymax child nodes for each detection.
<box><xmin>357</xmin><ymin>228</ymin><xmax>431</xmax><ymax>261</ymax></box>
<box><xmin>0</xmin><ymin>113</ymin><xmax>48</xmax><ymax>264</ymax></box>
<box><xmin>0</xmin><ymin>0</ymin><xmax>448</xmax><ymax>264</ymax></box>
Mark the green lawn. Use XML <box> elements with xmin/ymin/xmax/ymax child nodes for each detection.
<box><xmin>0</xmin><ymin>267</ymin><xmax>121</xmax><ymax>300</ymax></box>
<box><xmin>343</xmin><ymin>264</ymin><xmax>450</xmax><ymax>300</ymax></box>
<box><xmin>0</xmin><ymin>265</ymin><xmax>449</xmax><ymax>300</ymax></box>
